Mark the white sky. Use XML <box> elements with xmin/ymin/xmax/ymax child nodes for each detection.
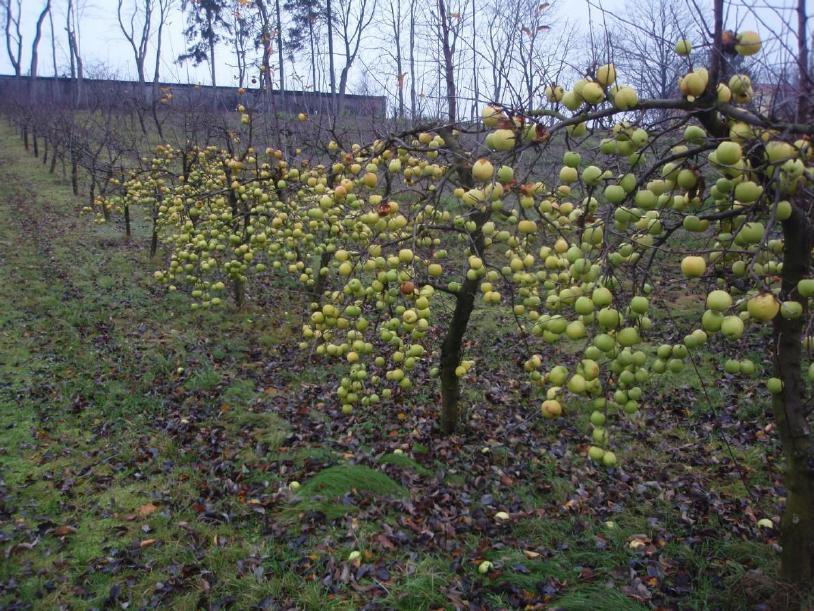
<box><xmin>0</xmin><ymin>0</ymin><xmax>809</xmax><ymax>91</ymax></box>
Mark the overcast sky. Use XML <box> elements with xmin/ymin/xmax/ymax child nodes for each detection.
<box><xmin>0</xmin><ymin>0</ymin><xmax>807</xmax><ymax>91</ymax></box>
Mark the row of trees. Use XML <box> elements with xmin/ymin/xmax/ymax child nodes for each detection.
<box><xmin>3</xmin><ymin>0</ymin><xmax>804</xmax><ymax>122</ymax></box>
<box><xmin>3</xmin><ymin>0</ymin><xmax>814</xmax><ymax>600</ymax></box>
<box><xmin>67</xmin><ymin>0</ymin><xmax>814</xmax><ymax>596</ymax></box>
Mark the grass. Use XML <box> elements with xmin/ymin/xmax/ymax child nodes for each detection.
<box><xmin>296</xmin><ymin>464</ymin><xmax>407</xmax><ymax>499</ymax></box>
<box><xmin>0</xmin><ymin>125</ymin><xmax>792</xmax><ymax>609</ymax></box>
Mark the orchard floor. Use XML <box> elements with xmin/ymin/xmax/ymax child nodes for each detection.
<box><xmin>0</xmin><ymin>127</ymin><xmax>796</xmax><ymax>610</ymax></box>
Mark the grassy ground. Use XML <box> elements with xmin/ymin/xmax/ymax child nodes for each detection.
<box><xmin>0</xmin><ymin>126</ymin><xmax>790</xmax><ymax>610</ymax></box>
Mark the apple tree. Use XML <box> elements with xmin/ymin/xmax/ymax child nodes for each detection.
<box><xmin>104</xmin><ymin>0</ymin><xmax>814</xmax><ymax>591</ymax></box>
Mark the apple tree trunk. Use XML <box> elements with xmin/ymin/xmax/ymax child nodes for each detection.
<box><xmin>774</xmin><ymin>207</ymin><xmax>814</xmax><ymax>595</ymax></box>
<box><xmin>438</xmin><ymin>209</ymin><xmax>489</xmax><ymax>434</ymax></box>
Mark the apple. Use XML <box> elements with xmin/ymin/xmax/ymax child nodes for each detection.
<box><xmin>581</xmin><ymin>82</ymin><xmax>605</xmax><ymax>105</ymax></box>
<box><xmin>684</xmin><ymin>125</ymin><xmax>706</xmax><ymax>143</ymax></box>
<box><xmin>675</xmin><ymin>39</ymin><xmax>692</xmax><ymax>56</ymax></box>
<box><xmin>478</xmin><ymin>560</ymin><xmax>494</xmax><ymax>574</ymax></box>
<box><xmin>724</xmin><ymin>359</ymin><xmax>741</xmax><ymax>374</ymax></box>
<box><xmin>721</xmin><ymin>315</ymin><xmax>745</xmax><ymax>339</ymax></box>
<box><xmin>717</xmin><ymin>83</ymin><xmax>732</xmax><ymax>103</ymax></box>
<box><xmin>541</xmin><ymin>399</ymin><xmax>563</xmax><ymax>418</ymax></box>
<box><xmin>767</xmin><ymin>377</ymin><xmax>783</xmax><ymax>394</ymax></box>
<box><xmin>729</xmin><ymin>74</ymin><xmax>752</xmax><ymax>95</ymax></box>
<box><xmin>598</xmin><ymin>307</ymin><xmax>620</xmax><ymax>328</ymax></box>
<box><xmin>545</xmin><ymin>84</ymin><xmax>565</xmax><ymax>102</ymax></box>
<box><xmin>595</xmin><ymin>64</ymin><xmax>617</xmax><ymax>86</ymax></box>
<box><xmin>716</xmin><ymin>141</ymin><xmax>742</xmax><ymax>165</ymax></box>
<box><xmin>681</xmin><ymin>256</ymin><xmax>706</xmax><ymax>278</ymax></box>
<box><xmin>496</xmin><ymin>165</ymin><xmax>514</xmax><ymax>183</ymax></box>
<box><xmin>735</xmin><ymin>31</ymin><xmax>761</xmax><ymax>56</ymax></box>
<box><xmin>617</xmin><ymin>327</ymin><xmax>640</xmax><ymax>347</ymax></box>
<box><xmin>734</xmin><ymin>181</ymin><xmax>762</xmax><ymax>203</ymax></box>
<box><xmin>748</xmin><ymin>293</ymin><xmax>780</xmax><ymax>321</ymax></box>
<box><xmin>706</xmin><ymin>290</ymin><xmax>733</xmax><ymax>311</ymax></box>
<box><xmin>629</xmin><ymin>296</ymin><xmax>648</xmax><ymax>314</ymax></box>
<box><xmin>634</xmin><ymin>189</ymin><xmax>657</xmax><ymax>209</ymax></box>
<box><xmin>781</xmin><ymin>301</ymin><xmax>803</xmax><ymax>319</ymax></box>
<box><xmin>488</xmin><ymin>129</ymin><xmax>516</xmax><ymax>152</ymax></box>
<box><xmin>582</xmin><ymin>165</ymin><xmax>603</xmax><ymax>184</ymax></box>
<box><xmin>559</xmin><ymin>166</ymin><xmax>578</xmax><ymax>184</ymax></box>
<box><xmin>604</xmin><ymin>185</ymin><xmax>626</xmax><ymax>203</ymax></box>
<box><xmin>518</xmin><ymin>220</ymin><xmax>537</xmax><ymax>234</ymax></box>
<box><xmin>680</xmin><ymin>68</ymin><xmax>709</xmax><ymax>98</ymax></box>
<box><xmin>472</xmin><ymin>158</ymin><xmax>495</xmax><ymax>182</ymax></box>
<box><xmin>561</xmin><ymin>91</ymin><xmax>582</xmax><ymax>110</ymax></box>
<box><xmin>566</xmin><ymin>320</ymin><xmax>587</xmax><ymax>339</ymax></box>
<box><xmin>797</xmin><ymin>278</ymin><xmax>814</xmax><ymax>297</ymax></box>
<box><xmin>734</xmin><ymin>222</ymin><xmax>765</xmax><ymax>246</ymax></box>
<box><xmin>588</xmin><ymin>446</ymin><xmax>605</xmax><ymax>461</ymax></box>
<box><xmin>613</xmin><ymin>87</ymin><xmax>638</xmax><ymax>110</ymax></box>
<box><xmin>740</xmin><ymin>360</ymin><xmax>756</xmax><ymax>376</ymax></box>
<box><xmin>482</xmin><ymin>105</ymin><xmax>503</xmax><ymax>127</ymax></box>
<box><xmin>590</xmin><ymin>411</ymin><xmax>606</xmax><ymax>426</ymax></box>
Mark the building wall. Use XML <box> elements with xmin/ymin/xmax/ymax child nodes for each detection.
<box><xmin>0</xmin><ymin>75</ymin><xmax>387</xmax><ymax>118</ymax></box>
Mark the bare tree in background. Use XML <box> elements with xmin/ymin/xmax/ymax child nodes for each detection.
<box><xmin>334</xmin><ymin>0</ymin><xmax>377</xmax><ymax>112</ymax></box>
<box><xmin>48</xmin><ymin>5</ymin><xmax>57</xmax><ymax>76</ymax></box>
<box><xmin>384</xmin><ymin>0</ymin><xmax>406</xmax><ymax>120</ymax></box>
<box><xmin>117</xmin><ymin>0</ymin><xmax>154</xmax><ymax>87</ymax></box>
<box><xmin>327</xmin><ymin>0</ymin><xmax>336</xmax><ymax>95</ymax></box>
<box><xmin>66</xmin><ymin>0</ymin><xmax>85</xmax><ymax>104</ymax></box>
<box><xmin>434</xmin><ymin>0</ymin><xmax>457</xmax><ymax>121</ymax></box>
<box><xmin>30</xmin><ymin>1</ymin><xmax>51</xmax><ymax>78</ymax></box>
<box><xmin>274</xmin><ymin>0</ymin><xmax>285</xmax><ymax>90</ymax></box>
<box><xmin>2</xmin><ymin>0</ymin><xmax>22</xmax><ymax>76</ymax></box>
<box><xmin>608</xmin><ymin>0</ymin><xmax>700</xmax><ymax>103</ymax></box>
<box><xmin>481</xmin><ymin>0</ymin><xmax>522</xmax><ymax>104</ymax></box>
<box><xmin>285</xmin><ymin>0</ymin><xmax>322</xmax><ymax>91</ymax></box>
<box><xmin>408</xmin><ymin>0</ymin><xmax>417</xmax><ymax>119</ymax></box>
<box><xmin>227</xmin><ymin>0</ymin><xmax>253</xmax><ymax>88</ymax></box>
<box><xmin>514</xmin><ymin>0</ymin><xmax>558</xmax><ymax>106</ymax></box>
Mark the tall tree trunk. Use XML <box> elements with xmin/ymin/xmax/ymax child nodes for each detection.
<box><xmin>208</xmin><ymin>11</ymin><xmax>217</xmax><ymax>87</ymax></box>
<box><xmin>48</xmin><ymin>6</ymin><xmax>57</xmax><ymax>77</ymax></box>
<box><xmin>774</xmin><ymin>207</ymin><xmax>814</xmax><ymax>593</ymax></box>
<box><xmin>274</xmin><ymin>0</ymin><xmax>285</xmax><ymax>91</ymax></box>
<box><xmin>436</xmin><ymin>127</ymin><xmax>480</xmax><ymax>433</ymax></box>
<box><xmin>124</xmin><ymin>203</ymin><xmax>131</xmax><ymax>238</ymax></box>
<box><xmin>394</xmin><ymin>0</ymin><xmax>404</xmax><ymax>121</ymax></box>
<box><xmin>439</xmin><ymin>277</ymin><xmax>476</xmax><ymax>434</ymax></box>
<box><xmin>326</xmin><ymin>0</ymin><xmax>337</xmax><ymax>99</ymax></box>
<box><xmin>470</xmin><ymin>0</ymin><xmax>477</xmax><ymax>121</ymax></box>
<box><xmin>774</xmin><ymin>0</ymin><xmax>814</xmax><ymax>594</ymax></box>
<box><xmin>409</xmin><ymin>0</ymin><xmax>417</xmax><ymax>120</ymax></box>
<box><xmin>308</xmin><ymin>19</ymin><xmax>317</xmax><ymax>92</ymax></box>
<box><xmin>70</xmin><ymin>145</ymin><xmax>79</xmax><ymax>196</ymax></box>
<box><xmin>30</xmin><ymin>0</ymin><xmax>51</xmax><ymax>78</ymax></box>
<box><xmin>797</xmin><ymin>0</ymin><xmax>811</xmax><ymax>123</ymax></box>
<box><xmin>437</xmin><ymin>0</ymin><xmax>457</xmax><ymax>122</ymax></box>
<box><xmin>150</xmin><ymin>203</ymin><xmax>159</xmax><ymax>257</ymax></box>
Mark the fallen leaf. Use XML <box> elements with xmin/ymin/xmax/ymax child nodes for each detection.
<box><xmin>137</xmin><ymin>503</ymin><xmax>158</xmax><ymax>518</ymax></box>
<box><xmin>51</xmin><ymin>525</ymin><xmax>77</xmax><ymax>537</ymax></box>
